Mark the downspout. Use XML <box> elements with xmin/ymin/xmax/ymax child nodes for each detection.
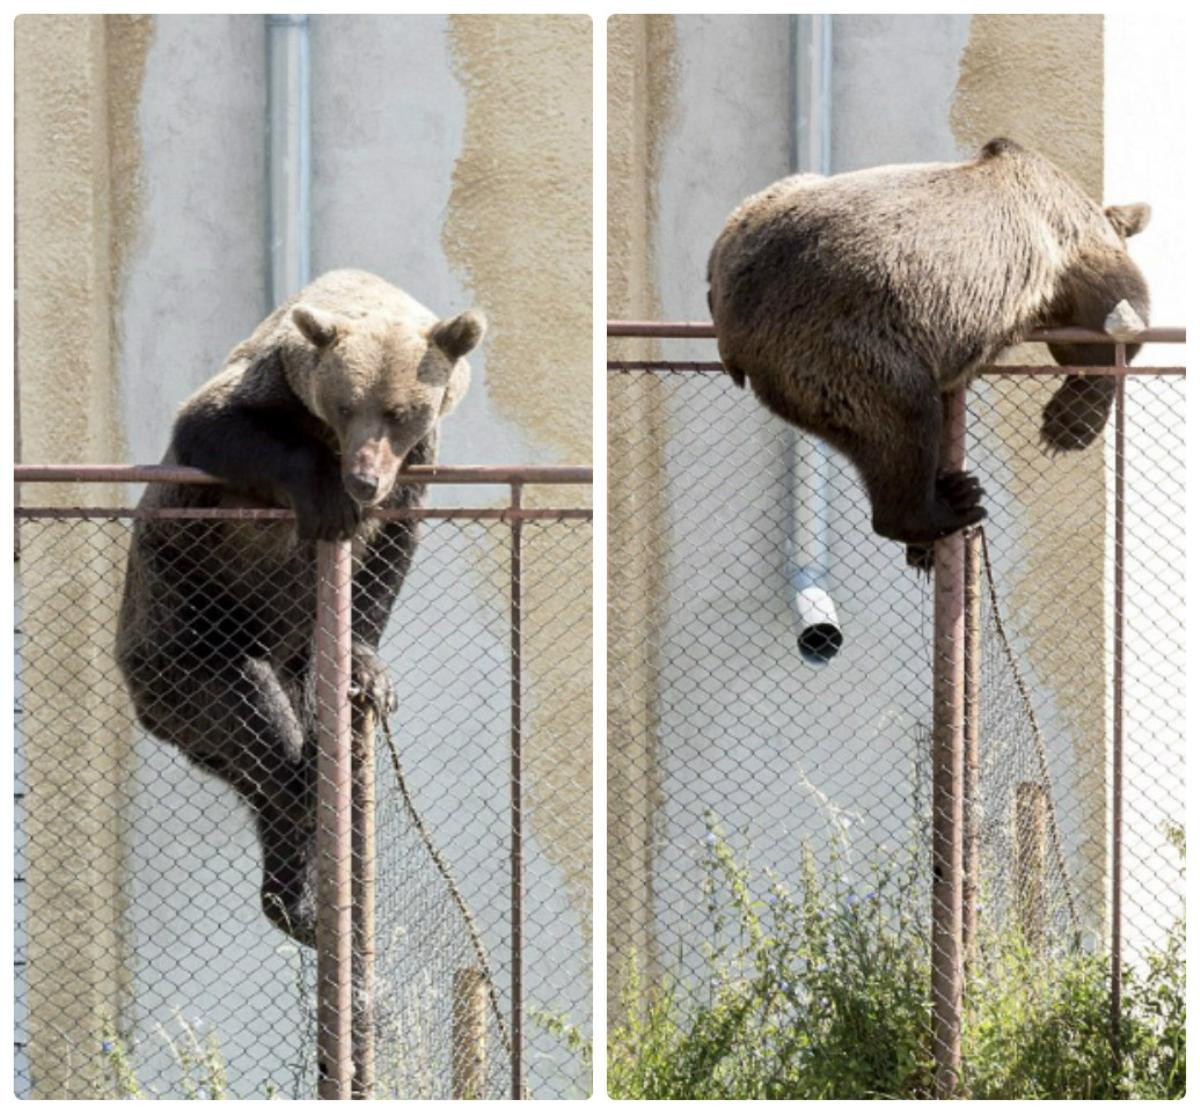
<box><xmin>267</xmin><ymin>13</ymin><xmax>312</xmax><ymax>303</ymax></box>
<box><xmin>787</xmin><ymin>14</ymin><xmax>843</xmax><ymax>666</ymax></box>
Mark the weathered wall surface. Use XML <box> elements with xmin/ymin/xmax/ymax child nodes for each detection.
<box><xmin>16</xmin><ymin>13</ymin><xmax>591</xmax><ymax>1098</ymax></box>
<box><xmin>15</xmin><ymin>14</ymin><xmax>152</xmax><ymax>1097</ymax></box>
<box><xmin>951</xmin><ymin>14</ymin><xmax>1109</xmax><ymax>918</ymax></box>
<box><xmin>444</xmin><ymin>11</ymin><xmax>594</xmax><ymax>947</ymax></box>
<box><xmin>607</xmin><ymin>12</ymin><xmax>1127</xmax><ymax>993</ymax></box>
<box><xmin>120</xmin><ymin>15</ymin><xmax>267</xmax><ymax>463</ymax></box>
<box><xmin>605</xmin><ymin>13</ymin><xmax>674</xmax><ymax>1009</ymax></box>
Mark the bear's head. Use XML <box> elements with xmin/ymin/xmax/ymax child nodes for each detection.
<box><xmin>1039</xmin><ymin>200</ymin><xmax>1152</xmax><ymax>452</ymax></box>
<box><xmin>1043</xmin><ymin>199</ymin><xmax>1151</xmax><ymax>370</ymax></box>
<box><xmin>285</xmin><ymin>303</ymin><xmax>485</xmax><ymax>506</ymax></box>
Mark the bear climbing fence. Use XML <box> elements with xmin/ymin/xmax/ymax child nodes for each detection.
<box><xmin>14</xmin><ymin>464</ymin><xmax>592</xmax><ymax>1099</ymax></box>
<box><xmin>607</xmin><ymin>321</ymin><xmax>1185</xmax><ymax>1098</ymax></box>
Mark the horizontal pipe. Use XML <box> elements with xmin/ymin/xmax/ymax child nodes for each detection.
<box><xmin>607</xmin><ymin>360</ymin><xmax>1185</xmax><ymax>377</ymax></box>
<box><xmin>608</xmin><ymin>360</ymin><xmax>726</xmax><ymax>373</ymax></box>
<box><xmin>14</xmin><ymin>506</ymin><xmax>592</xmax><ymax>522</ymax></box>
<box><xmin>607</xmin><ymin>321</ymin><xmax>1186</xmax><ymax>344</ymax></box>
<box><xmin>975</xmin><ymin>365</ymin><xmax>1184</xmax><ymax>378</ymax></box>
<box><xmin>13</xmin><ymin>464</ymin><xmax>592</xmax><ymax>486</ymax></box>
<box><xmin>1027</xmin><ymin>325</ymin><xmax>1184</xmax><ymax>344</ymax></box>
<box><xmin>607</xmin><ymin>321</ymin><xmax>717</xmax><ymax>339</ymax></box>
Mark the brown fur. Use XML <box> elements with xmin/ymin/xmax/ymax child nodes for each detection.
<box><xmin>115</xmin><ymin>270</ymin><xmax>484</xmax><ymax>944</ymax></box>
<box><xmin>707</xmin><ymin>138</ymin><xmax>1150</xmax><ymax>545</ymax></box>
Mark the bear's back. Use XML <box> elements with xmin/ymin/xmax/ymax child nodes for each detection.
<box><xmin>708</xmin><ymin>143</ymin><xmax>1095</xmax><ymax>382</ymax></box>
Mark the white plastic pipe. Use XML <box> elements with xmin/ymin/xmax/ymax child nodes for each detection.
<box><xmin>788</xmin><ymin>14</ymin><xmax>843</xmax><ymax>667</ymax></box>
<box><xmin>267</xmin><ymin>13</ymin><xmax>312</xmax><ymax>304</ymax></box>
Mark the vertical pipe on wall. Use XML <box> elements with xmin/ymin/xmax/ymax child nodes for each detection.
<box><xmin>267</xmin><ymin>13</ymin><xmax>312</xmax><ymax>305</ymax></box>
<box><xmin>787</xmin><ymin>15</ymin><xmax>842</xmax><ymax>666</ymax></box>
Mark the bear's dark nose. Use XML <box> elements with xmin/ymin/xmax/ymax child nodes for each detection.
<box><xmin>345</xmin><ymin>472</ymin><xmax>380</xmax><ymax>503</ymax></box>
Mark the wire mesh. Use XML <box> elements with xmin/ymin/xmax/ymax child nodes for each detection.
<box><xmin>14</xmin><ymin>494</ymin><xmax>592</xmax><ymax>1099</ymax></box>
<box><xmin>607</xmin><ymin>339</ymin><xmax>1184</xmax><ymax>1096</ymax></box>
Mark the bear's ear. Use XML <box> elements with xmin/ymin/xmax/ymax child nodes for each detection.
<box><xmin>292</xmin><ymin>304</ymin><xmax>341</xmax><ymax>348</ymax></box>
<box><xmin>439</xmin><ymin>360</ymin><xmax>470</xmax><ymax>417</ymax></box>
<box><xmin>430</xmin><ymin>310</ymin><xmax>486</xmax><ymax>360</ymax></box>
<box><xmin>1105</xmin><ymin>203</ymin><xmax>1151</xmax><ymax>239</ymax></box>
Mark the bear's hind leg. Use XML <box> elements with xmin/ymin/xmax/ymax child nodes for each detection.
<box><xmin>841</xmin><ymin>385</ymin><xmax>987</xmax><ymax>546</ymax></box>
<box><xmin>125</xmin><ymin>651</ymin><xmax>318</xmax><ymax>944</ymax></box>
<box><xmin>255</xmin><ymin>763</ymin><xmax>318</xmax><ymax>946</ymax></box>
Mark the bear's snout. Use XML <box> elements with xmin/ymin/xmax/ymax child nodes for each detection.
<box><xmin>344</xmin><ymin>470</ymin><xmax>383</xmax><ymax>504</ymax></box>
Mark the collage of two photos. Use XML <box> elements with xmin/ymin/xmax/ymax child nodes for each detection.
<box><xmin>11</xmin><ymin>9</ymin><xmax>1188</xmax><ymax>1102</ymax></box>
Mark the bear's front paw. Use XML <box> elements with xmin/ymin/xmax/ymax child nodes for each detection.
<box><xmin>1040</xmin><ymin>400</ymin><xmax>1101</xmax><ymax>454</ymax></box>
<box><xmin>906</xmin><ymin>542</ymin><xmax>934</xmax><ymax>576</ymax></box>
<box><xmin>293</xmin><ymin>483</ymin><xmax>362</xmax><ymax>542</ymax></box>
<box><xmin>1040</xmin><ymin>377</ymin><xmax>1113</xmax><ymax>454</ymax></box>
<box><xmin>350</xmin><ymin>642</ymin><xmax>397</xmax><ymax>716</ymax></box>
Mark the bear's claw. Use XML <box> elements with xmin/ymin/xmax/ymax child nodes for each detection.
<box><xmin>350</xmin><ymin>642</ymin><xmax>397</xmax><ymax>716</ymax></box>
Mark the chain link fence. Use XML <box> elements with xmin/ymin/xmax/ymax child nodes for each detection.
<box><xmin>607</xmin><ymin>324</ymin><xmax>1184</xmax><ymax>1098</ymax></box>
<box><xmin>15</xmin><ymin>468</ymin><xmax>592</xmax><ymax>1099</ymax></box>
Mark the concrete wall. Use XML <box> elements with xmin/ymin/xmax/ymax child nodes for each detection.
<box><xmin>16</xmin><ymin>13</ymin><xmax>591</xmax><ymax>1098</ymax></box>
<box><xmin>606</xmin><ymin>12</ymin><xmax>1182</xmax><ymax>995</ymax></box>
<box><xmin>605</xmin><ymin>11</ymin><xmax>674</xmax><ymax>1005</ymax></box>
<box><xmin>1103</xmin><ymin>12</ymin><xmax>1188</xmax><ymax>955</ymax></box>
<box><xmin>15</xmin><ymin>15</ymin><xmax>152</xmax><ymax>1097</ymax></box>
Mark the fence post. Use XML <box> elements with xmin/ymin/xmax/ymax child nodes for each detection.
<box><xmin>1014</xmin><ymin>781</ymin><xmax>1049</xmax><ymax>952</ymax></box>
<box><xmin>1110</xmin><ymin>347</ymin><xmax>1128</xmax><ymax>1075</ymax></box>
<box><xmin>351</xmin><ymin>704</ymin><xmax>377</xmax><ymax>1098</ymax></box>
<box><xmin>962</xmin><ymin>527</ymin><xmax>982</xmax><ymax>978</ymax></box>
<box><xmin>509</xmin><ymin>481</ymin><xmax>525</xmax><ymax>1101</ymax></box>
<box><xmin>316</xmin><ymin>539</ymin><xmax>354</xmax><ymax>1099</ymax></box>
<box><xmin>931</xmin><ymin>386</ymin><xmax>967</xmax><ymax>1099</ymax></box>
<box><xmin>452</xmin><ymin>968</ymin><xmax>488</xmax><ymax>1099</ymax></box>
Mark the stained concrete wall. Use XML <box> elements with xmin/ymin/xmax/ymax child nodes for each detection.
<box><xmin>605</xmin><ymin>12</ymin><xmax>674</xmax><ymax>1006</ymax></box>
<box><xmin>950</xmin><ymin>13</ymin><xmax>1110</xmax><ymax>919</ymax></box>
<box><xmin>16</xmin><ymin>13</ymin><xmax>591</xmax><ymax>1098</ymax></box>
<box><xmin>606</xmin><ymin>13</ymin><xmax>1158</xmax><ymax>995</ymax></box>
<box><xmin>15</xmin><ymin>14</ymin><xmax>152</xmax><ymax>1097</ymax></box>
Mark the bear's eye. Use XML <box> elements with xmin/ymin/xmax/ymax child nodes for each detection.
<box><xmin>385</xmin><ymin>409</ymin><xmax>405</xmax><ymax>424</ymax></box>
<box><xmin>336</xmin><ymin>403</ymin><xmax>353</xmax><ymax>419</ymax></box>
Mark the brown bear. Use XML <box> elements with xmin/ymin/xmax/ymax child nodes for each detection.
<box><xmin>707</xmin><ymin>137</ymin><xmax>1150</xmax><ymax>550</ymax></box>
<box><xmin>115</xmin><ymin>269</ymin><xmax>484</xmax><ymax>945</ymax></box>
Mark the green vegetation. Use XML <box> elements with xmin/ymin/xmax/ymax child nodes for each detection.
<box><xmin>608</xmin><ymin>823</ymin><xmax>1185</xmax><ymax>1100</ymax></box>
<box><xmin>90</xmin><ymin>1014</ymin><xmax>234</xmax><ymax>1100</ymax></box>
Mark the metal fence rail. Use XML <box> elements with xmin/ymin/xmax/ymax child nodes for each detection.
<box><xmin>14</xmin><ymin>464</ymin><xmax>592</xmax><ymax>1100</ymax></box>
<box><xmin>607</xmin><ymin>321</ymin><xmax>1184</xmax><ymax>1097</ymax></box>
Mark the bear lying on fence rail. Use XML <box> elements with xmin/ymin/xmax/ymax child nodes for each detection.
<box><xmin>707</xmin><ymin>137</ymin><xmax>1151</xmax><ymax>554</ymax></box>
<box><xmin>116</xmin><ymin>269</ymin><xmax>484</xmax><ymax>945</ymax></box>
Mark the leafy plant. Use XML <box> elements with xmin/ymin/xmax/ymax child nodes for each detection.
<box><xmin>608</xmin><ymin>821</ymin><xmax>1186</xmax><ymax>1100</ymax></box>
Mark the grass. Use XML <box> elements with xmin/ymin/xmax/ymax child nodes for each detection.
<box><xmin>608</xmin><ymin>821</ymin><xmax>1185</xmax><ymax>1100</ymax></box>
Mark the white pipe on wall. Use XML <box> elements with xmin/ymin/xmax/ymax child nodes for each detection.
<box><xmin>267</xmin><ymin>13</ymin><xmax>312</xmax><ymax>305</ymax></box>
<box><xmin>787</xmin><ymin>14</ymin><xmax>842</xmax><ymax>667</ymax></box>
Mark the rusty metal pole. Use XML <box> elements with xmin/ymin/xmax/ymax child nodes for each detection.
<box><xmin>961</xmin><ymin>526</ymin><xmax>981</xmax><ymax>979</ymax></box>
<box><xmin>931</xmin><ymin>386</ymin><xmax>967</xmax><ymax>1100</ymax></box>
<box><xmin>1015</xmin><ymin>781</ymin><xmax>1049</xmax><ymax>953</ymax></box>
<box><xmin>1110</xmin><ymin>350</ymin><xmax>1127</xmax><ymax>1077</ymax></box>
<box><xmin>509</xmin><ymin>481</ymin><xmax>525</xmax><ymax>1101</ymax></box>
<box><xmin>351</xmin><ymin>704</ymin><xmax>377</xmax><ymax>1099</ymax></box>
<box><xmin>316</xmin><ymin>539</ymin><xmax>354</xmax><ymax>1100</ymax></box>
